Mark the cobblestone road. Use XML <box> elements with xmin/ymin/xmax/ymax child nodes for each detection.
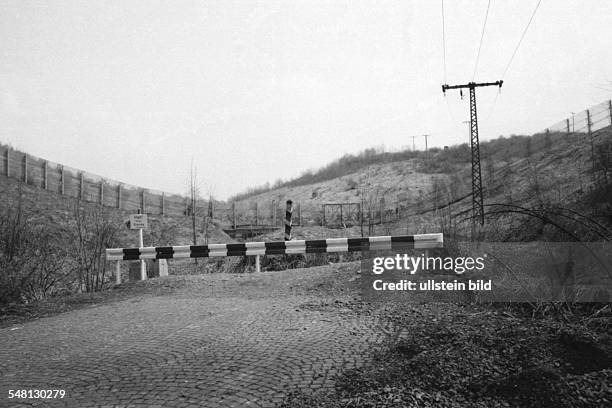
<box><xmin>1</xmin><ymin>264</ymin><xmax>387</xmax><ymax>407</ymax></box>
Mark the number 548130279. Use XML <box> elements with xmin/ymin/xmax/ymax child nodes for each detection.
<box><xmin>8</xmin><ymin>390</ymin><xmax>65</xmax><ymax>399</ymax></box>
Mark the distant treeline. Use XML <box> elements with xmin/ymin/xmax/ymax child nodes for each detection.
<box><xmin>230</xmin><ymin>132</ymin><xmax>565</xmax><ymax>202</ymax></box>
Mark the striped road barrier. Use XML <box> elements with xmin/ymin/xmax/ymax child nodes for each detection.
<box><xmin>284</xmin><ymin>200</ymin><xmax>293</xmax><ymax>241</ymax></box>
<box><xmin>106</xmin><ymin>233</ymin><xmax>443</xmax><ymax>261</ymax></box>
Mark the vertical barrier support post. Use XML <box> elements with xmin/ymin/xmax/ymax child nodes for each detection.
<box><xmin>297</xmin><ymin>203</ymin><xmax>301</xmax><ymax>226</ymax></box>
<box><xmin>115</xmin><ymin>261</ymin><xmax>121</xmax><ymax>285</ymax></box>
<box><xmin>566</xmin><ymin>118</ymin><xmax>571</xmax><ymax>134</ymax></box>
<box><xmin>271</xmin><ymin>200</ymin><xmax>276</xmax><ymax>226</ymax></box>
<box><xmin>255</xmin><ymin>254</ymin><xmax>260</xmax><ymax>273</ymax></box>
<box><xmin>285</xmin><ymin>200</ymin><xmax>293</xmax><ymax>241</ymax></box>
<box><xmin>161</xmin><ymin>192</ymin><xmax>165</xmax><ymax>215</ymax></box>
<box><xmin>138</xmin><ymin>208</ymin><xmax>146</xmax><ymax>281</ymax></box>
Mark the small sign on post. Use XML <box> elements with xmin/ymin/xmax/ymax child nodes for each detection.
<box><xmin>129</xmin><ymin>214</ymin><xmax>148</xmax><ymax>230</ymax></box>
<box><xmin>129</xmin><ymin>212</ymin><xmax>148</xmax><ymax>281</ymax></box>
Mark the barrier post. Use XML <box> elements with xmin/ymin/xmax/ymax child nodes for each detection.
<box><xmin>115</xmin><ymin>261</ymin><xmax>121</xmax><ymax>284</ymax></box>
<box><xmin>138</xmin><ymin>209</ymin><xmax>146</xmax><ymax>281</ymax></box>
<box><xmin>255</xmin><ymin>254</ymin><xmax>260</xmax><ymax>273</ymax></box>
<box><xmin>285</xmin><ymin>200</ymin><xmax>293</xmax><ymax>241</ymax></box>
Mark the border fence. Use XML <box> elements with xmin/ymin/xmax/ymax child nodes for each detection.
<box><xmin>2</xmin><ymin>99</ymin><xmax>610</xmax><ymax>228</ymax></box>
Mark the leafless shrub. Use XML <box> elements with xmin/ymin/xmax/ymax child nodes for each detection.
<box><xmin>71</xmin><ymin>203</ymin><xmax>119</xmax><ymax>292</ymax></box>
<box><xmin>0</xmin><ymin>184</ymin><xmax>71</xmax><ymax>303</ymax></box>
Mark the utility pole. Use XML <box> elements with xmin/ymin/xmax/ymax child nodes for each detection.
<box><xmin>411</xmin><ymin>135</ymin><xmax>417</xmax><ymax>152</ymax></box>
<box><xmin>422</xmin><ymin>134</ymin><xmax>430</xmax><ymax>155</ymax></box>
<box><xmin>442</xmin><ymin>80</ymin><xmax>502</xmax><ymax>226</ymax></box>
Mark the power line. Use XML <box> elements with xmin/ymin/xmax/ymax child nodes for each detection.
<box><xmin>441</xmin><ymin>0</ymin><xmax>447</xmax><ymax>82</ymax></box>
<box><xmin>501</xmin><ymin>0</ymin><xmax>543</xmax><ymax>79</ymax></box>
<box><xmin>472</xmin><ymin>0</ymin><xmax>492</xmax><ymax>81</ymax></box>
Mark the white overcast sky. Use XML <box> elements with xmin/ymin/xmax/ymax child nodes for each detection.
<box><xmin>1</xmin><ymin>1</ymin><xmax>611</xmax><ymax>200</ymax></box>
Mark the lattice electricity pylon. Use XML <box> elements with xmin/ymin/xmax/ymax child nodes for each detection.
<box><xmin>442</xmin><ymin>80</ymin><xmax>502</xmax><ymax>226</ymax></box>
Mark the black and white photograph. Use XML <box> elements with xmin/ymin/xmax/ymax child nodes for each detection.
<box><xmin>1</xmin><ymin>1</ymin><xmax>611</xmax><ymax>407</ymax></box>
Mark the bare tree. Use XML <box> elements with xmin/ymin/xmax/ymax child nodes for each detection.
<box><xmin>188</xmin><ymin>159</ymin><xmax>201</xmax><ymax>248</ymax></box>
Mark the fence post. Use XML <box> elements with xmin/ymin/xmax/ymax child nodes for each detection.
<box><xmin>272</xmin><ymin>200</ymin><xmax>276</xmax><ymax>226</ymax></box>
<box><xmin>340</xmin><ymin>203</ymin><xmax>344</xmax><ymax>226</ymax></box>
<box><xmin>79</xmin><ymin>172</ymin><xmax>84</xmax><ymax>200</ymax></box>
<box><xmin>142</xmin><ymin>189</ymin><xmax>146</xmax><ymax>213</ymax></box>
<box><xmin>161</xmin><ymin>192</ymin><xmax>165</xmax><ymax>215</ymax></box>
<box><xmin>285</xmin><ymin>200</ymin><xmax>293</xmax><ymax>241</ymax></box>
<box><xmin>566</xmin><ymin>118</ymin><xmax>570</xmax><ymax>134</ymax></box>
<box><xmin>255</xmin><ymin>254</ymin><xmax>260</xmax><ymax>273</ymax></box>
<box><xmin>117</xmin><ymin>183</ymin><xmax>122</xmax><ymax>208</ymax></box>
<box><xmin>115</xmin><ymin>261</ymin><xmax>121</xmax><ymax>285</ymax></box>
<box><xmin>297</xmin><ymin>203</ymin><xmax>301</xmax><ymax>226</ymax></box>
<box><xmin>380</xmin><ymin>198</ymin><xmax>385</xmax><ymax>224</ymax></box>
<box><xmin>99</xmin><ymin>179</ymin><xmax>104</xmax><ymax>205</ymax></box>
<box><xmin>23</xmin><ymin>154</ymin><xmax>27</xmax><ymax>182</ymax></box>
<box><xmin>4</xmin><ymin>148</ymin><xmax>8</xmax><ymax>177</ymax></box>
<box><xmin>587</xmin><ymin>109</ymin><xmax>594</xmax><ymax>182</ymax></box>
<box><xmin>43</xmin><ymin>160</ymin><xmax>48</xmax><ymax>189</ymax></box>
<box><xmin>322</xmin><ymin>204</ymin><xmax>326</xmax><ymax>227</ymax></box>
<box><xmin>60</xmin><ymin>165</ymin><xmax>64</xmax><ymax>195</ymax></box>
<box><xmin>232</xmin><ymin>201</ymin><xmax>236</xmax><ymax>228</ymax></box>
